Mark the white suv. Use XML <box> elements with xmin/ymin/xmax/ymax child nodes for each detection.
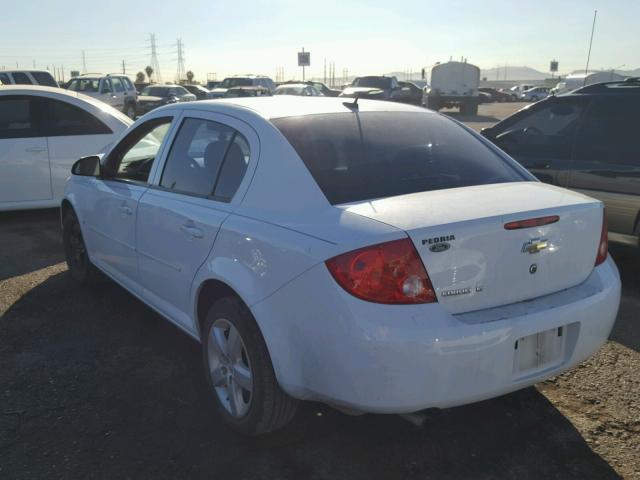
<box><xmin>67</xmin><ymin>74</ymin><xmax>138</xmax><ymax>118</ymax></box>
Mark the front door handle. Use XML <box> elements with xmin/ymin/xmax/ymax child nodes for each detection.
<box><xmin>25</xmin><ymin>147</ymin><xmax>47</xmax><ymax>153</ymax></box>
<box><xmin>180</xmin><ymin>223</ymin><xmax>204</xmax><ymax>239</ymax></box>
<box><xmin>119</xmin><ymin>204</ymin><xmax>133</xmax><ymax>216</ymax></box>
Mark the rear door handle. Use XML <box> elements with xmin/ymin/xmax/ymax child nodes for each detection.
<box><xmin>180</xmin><ymin>223</ymin><xmax>204</xmax><ymax>239</ymax></box>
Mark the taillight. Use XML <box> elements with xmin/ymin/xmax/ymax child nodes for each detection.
<box><xmin>595</xmin><ymin>209</ymin><xmax>608</xmax><ymax>266</ymax></box>
<box><xmin>325</xmin><ymin>238</ymin><xmax>437</xmax><ymax>304</ymax></box>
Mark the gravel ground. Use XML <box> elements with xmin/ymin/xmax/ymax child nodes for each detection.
<box><xmin>1</xmin><ymin>104</ymin><xmax>638</xmax><ymax>479</ymax></box>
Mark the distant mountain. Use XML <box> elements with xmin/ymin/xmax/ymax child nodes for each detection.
<box><xmin>480</xmin><ymin>66</ymin><xmax>548</xmax><ymax>81</ymax></box>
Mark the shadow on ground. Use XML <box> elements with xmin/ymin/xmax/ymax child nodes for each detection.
<box><xmin>0</xmin><ymin>209</ymin><xmax>63</xmax><ymax>281</ymax></box>
<box><xmin>608</xmin><ymin>246</ymin><xmax>640</xmax><ymax>353</ymax></box>
<box><xmin>0</xmin><ymin>270</ymin><xmax>620</xmax><ymax>479</ymax></box>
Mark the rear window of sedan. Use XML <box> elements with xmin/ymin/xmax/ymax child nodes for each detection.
<box><xmin>272</xmin><ymin>112</ymin><xmax>527</xmax><ymax>205</ymax></box>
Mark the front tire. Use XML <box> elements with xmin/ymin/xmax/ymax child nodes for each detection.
<box><xmin>124</xmin><ymin>103</ymin><xmax>136</xmax><ymax>119</ymax></box>
<box><xmin>202</xmin><ymin>297</ymin><xmax>298</xmax><ymax>435</ymax></box>
<box><xmin>63</xmin><ymin>210</ymin><xmax>100</xmax><ymax>283</ymax></box>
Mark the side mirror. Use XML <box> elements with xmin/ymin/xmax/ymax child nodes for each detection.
<box><xmin>71</xmin><ymin>155</ymin><xmax>101</xmax><ymax>177</ymax></box>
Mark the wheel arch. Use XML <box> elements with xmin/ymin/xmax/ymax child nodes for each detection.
<box><xmin>194</xmin><ymin>278</ymin><xmax>248</xmax><ymax>342</ymax></box>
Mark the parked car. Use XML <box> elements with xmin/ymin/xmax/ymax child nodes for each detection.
<box><xmin>223</xmin><ymin>86</ymin><xmax>271</xmax><ymax>98</ymax></box>
<box><xmin>481</xmin><ymin>78</ymin><xmax>640</xmax><ymax>247</ymax></box>
<box><xmin>0</xmin><ymin>70</ymin><xmax>58</xmax><ymax>87</ymax></box>
<box><xmin>521</xmin><ymin>86</ymin><xmax>550</xmax><ymax>102</ymax></box>
<box><xmin>67</xmin><ymin>74</ymin><xmax>138</xmax><ymax>118</ymax></box>
<box><xmin>397</xmin><ymin>81</ymin><xmax>424</xmax><ymax>106</ymax></box>
<box><xmin>206</xmin><ymin>80</ymin><xmax>221</xmax><ymax>90</ymax></box>
<box><xmin>208</xmin><ymin>76</ymin><xmax>276</xmax><ymax>98</ymax></box>
<box><xmin>508</xmin><ymin>84</ymin><xmax>535</xmax><ymax>100</ymax></box>
<box><xmin>479</xmin><ymin>87</ymin><xmax>512</xmax><ymax>102</ymax></box>
<box><xmin>136</xmin><ymin>85</ymin><xmax>196</xmax><ymax>115</ymax></box>
<box><xmin>340</xmin><ymin>76</ymin><xmax>411</xmax><ymax>102</ymax></box>
<box><xmin>0</xmin><ymin>85</ymin><xmax>130</xmax><ymax>211</ymax></box>
<box><xmin>478</xmin><ymin>91</ymin><xmax>493</xmax><ymax>104</ymax></box>
<box><xmin>63</xmin><ymin>96</ymin><xmax>619</xmax><ymax>435</ymax></box>
<box><xmin>273</xmin><ymin>83</ymin><xmax>323</xmax><ymax>96</ymax></box>
<box><xmin>277</xmin><ymin>80</ymin><xmax>340</xmax><ymax>97</ymax></box>
<box><xmin>183</xmin><ymin>84</ymin><xmax>211</xmax><ymax>100</ymax></box>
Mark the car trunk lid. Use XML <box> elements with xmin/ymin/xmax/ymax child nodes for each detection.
<box><xmin>339</xmin><ymin>182</ymin><xmax>603</xmax><ymax>314</ymax></box>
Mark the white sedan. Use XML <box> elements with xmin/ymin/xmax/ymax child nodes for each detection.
<box><xmin>62</xmin><ymin>97</ymin><xmax>620</xmax><ymax>435</ymax></box>
<box><xmin>0</xmin><ymin>85</ymin><xmax>131</xmax><ymax>211</ymax></box>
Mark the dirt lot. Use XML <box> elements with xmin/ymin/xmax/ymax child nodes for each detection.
<box><xmin>1</xmin><ymin>103</ymin><xmax>638</xmax><ymax>479</ymax></box>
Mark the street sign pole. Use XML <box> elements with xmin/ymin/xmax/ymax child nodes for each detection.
<box><xmin>302</xmin><ymin>48</ymin><xmax>305</xmax><ymax>81</ymax></box>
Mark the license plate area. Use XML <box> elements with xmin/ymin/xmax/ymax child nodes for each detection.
<box><xmin>512</xmin><ymin>326</ymin><xmax>565</xmax><ymax>379</ymax></box>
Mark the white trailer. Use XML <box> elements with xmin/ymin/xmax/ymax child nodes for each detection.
<box><xmin>554</xmin><ymin>71</ymin><xmax>626</xmax><ymax>94</ymax></box>
<box><xmin>425</xmin><ymin>61</ymin><xmax>481</xmax><ymax>115</ymax></box>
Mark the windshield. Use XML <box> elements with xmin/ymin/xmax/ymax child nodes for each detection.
<box><xmin>220</xmin><ymin>78</ymin><xmax>253</xmax><ymax>88</ymax></box>
<box><xmin>67</xmin><ymin>78</ymin><xmax>100</xmax><ymax>92</ymax></box>
<box><xmin>275</xmin><ymin>86</ymin><xmax>304</xmax><ymax>95</ymax></box>
<box><xmin>141</xmin><ymin>86</ymin><xmax>170</xmax><ymax>97</ymax></box>
<box><xmin>352</xmin><ymin>77</ymin><xmax>392</xmax><ymax>89</ymax></box>
<box><xmin>273</xmin><ymin>112</ymin><xmax>525</xmax><ymax>204</ymax></box>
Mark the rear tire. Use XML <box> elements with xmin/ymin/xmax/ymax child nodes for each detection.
<box><xmin>63</xmin><ymin>210</ymin><xmax>101</xmax><ymax>284</ymax></box>
<box><xmin>467</xmin><ymin>103</ymin><xmax>478</xmax><ymax>115</ymax></box>
<box><xmin>202</xmin><ymin>296</ymin><xmax>298</xmax><ymax>435</ymax></box>
<box><xmin>426</xmin><ymin>97</ymin><xmax>440</xmax><ymax>111</ymax></box>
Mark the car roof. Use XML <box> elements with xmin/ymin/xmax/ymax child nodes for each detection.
<box><xmin>178</xmin><ymin>96</ymin><xmax>433</xmax><ymax>120</ymax></box>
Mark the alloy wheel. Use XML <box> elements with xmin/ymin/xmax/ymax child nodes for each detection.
<box><xmin>207</xmin><ymin>318</ymin><xmax>253</xmax><ymax>418</ymax></box>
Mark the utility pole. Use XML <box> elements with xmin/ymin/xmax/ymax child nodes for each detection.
<box><xmin>176</xmin><ymin>38</ymin><xmax>186</xmax><ymax>83</ymax></box>
<box><xmin>324</xmin><ymin>58</ymin><xmax>326</xmax><ymax>84</ymax></box>
<box><xmin>122</xmin><ymin>60</ymin><xmax>126</xmax><ymax>75</ymax></box>
<box><xmin>149</xmin><ymin>33</ymin><xmax>163</xmax><ymax>84</ymax></box>
<box><xmin>32</xmin><ymin>59</ymin><xmax>36</xmax><ymax>69</ymax></box>
<box><xmin>81</xmin><ymin>50</ymin><xmax>87</xmax><ymax>74</ymax></box>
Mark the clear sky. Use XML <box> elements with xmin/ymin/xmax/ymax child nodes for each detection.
<box><xmin>1</xmin><ymin>0</ymin><xmax>638</xmax><ymax>83</ymax></box>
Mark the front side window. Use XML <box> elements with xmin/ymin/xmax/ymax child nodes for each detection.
<box><xmin>0</xmin><ymin>96</ymin><xmax>39</xmax><ymax>139</ymax></box>
<box><xmin>108</xmin><ymin>117</ymin><xmax>172</xmax><ymax>183</ymax></box>
<box><xmin>43</xmin><ymin>98</ymin><xmax>112</xmax><ymax>136</ymax></box>
<box><xmin>273</xmin><ymin>112</ymin><xmax>526</xmax><ymax>205</ymax></box>
<box><xmin>111</xmin><ymin>77</ymin><xmax>124</xmax><ymax>92</ymax></box>
<box><xmin>494</xmin><ymin>99</ymin><xmax>586</xmax><ymax>159</ymax></box>
<box><xmin>12</xmin><ymin>72</ymin><xmax>32</xmax><ymax>85</ymax></box>
<box><xmin>160</xmin><ymin>118</ymin><xmax>245</xmax><ymax>198</ymax></box>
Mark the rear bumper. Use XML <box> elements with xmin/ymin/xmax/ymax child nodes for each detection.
<box><xmin>252</xmin><ymin>256</ymin><xmax>620</xmax><ymax>413</ymax></box>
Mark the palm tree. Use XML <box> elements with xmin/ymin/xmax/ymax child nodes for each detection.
<box><xmin>145</xmin><ymin>66</ymin><xmax>154</xmax><ymax>83</ymax></box>
<box><xmin>186</xmin><ymin>70</ymin><xmax>194</xmax><ymax>83</ymax></box>
<box><xmin>136</xmin><ymin>71</ymin><xmax>145</xmax><ymax>83</ymax></box>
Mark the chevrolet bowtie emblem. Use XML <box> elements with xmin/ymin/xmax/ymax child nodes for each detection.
<box><xmin>522</xmin><ymin>238</ymin><xmax>549</xmax><ymax>254</ymax></box>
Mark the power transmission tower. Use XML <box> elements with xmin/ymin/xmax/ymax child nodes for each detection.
<box><xmin>81</xmin><ymin>50</ymin><xmax>87</xmax><ymax>74</ymax></box>
<box><xmin>176</xmin><ymin>38</ymin><xmax>186</xmax><ymax>83</ymax></box>
<box><xmin>149</xmin><ymin>34</ymin><xmax>163</xmax><ymax>84</ymax></box>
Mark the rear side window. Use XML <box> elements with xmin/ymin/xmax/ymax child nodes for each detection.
<box><xmin>160</xmin><ymin>118</ymin><xmax>235</xmax><ymax>197</ymax></box>
<box><xmin>42</xmin><ymin>98</ymin><xmax>112</xmax><ymax>136</ymax></box>
<box><xmin>0</xmin><ymin>73</ymin><xmax>10</xmax><ymax>85</ymax></box>
<box><xmin>122</xmin><ymin>77</ymin><xmax>134</xmax><ymax>91</ymax></box>
<box><xmin>31</xmin><ymin>71</ymin><xmax>57</xmax><ymax>87</ymax></box>
<box><xmin>0</xmin><ymin>96</ymin><xmax>39</xmax><ymax>139</ymax></box>
<box><xmin>574</xmin><ymin>97</ymin><xmax>640</xmax><ymax>167</ymax></box>
<box><xmin>12</xmin><ymin>72</ymin><xmax>32</xmax><ymax>85</ymax></box>
<box><xmin>273</xmin><ymin>112</ymin><xmax>526</xmax><ymax>204</ymax></box>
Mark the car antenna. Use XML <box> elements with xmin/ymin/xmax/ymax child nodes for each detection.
<box><xmin>343</xmin><ymin>92</ymin><xmax>360</xmax><ymax>109</ymax></box>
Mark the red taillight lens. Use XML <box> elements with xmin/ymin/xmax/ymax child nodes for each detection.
<box><xmin>595</xmin><ymin>209</ymin><xmax>608</xmax><ymax>266</ymax></box>
<box><xmin>504</xmin><ymin>215</ymin><xmax>560</xmax><ymax>230</ymax></box>
<box><xmin>325</xmin><ymin>238</ymin><xmax>437</xmax><ymax>304</ymax></box>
